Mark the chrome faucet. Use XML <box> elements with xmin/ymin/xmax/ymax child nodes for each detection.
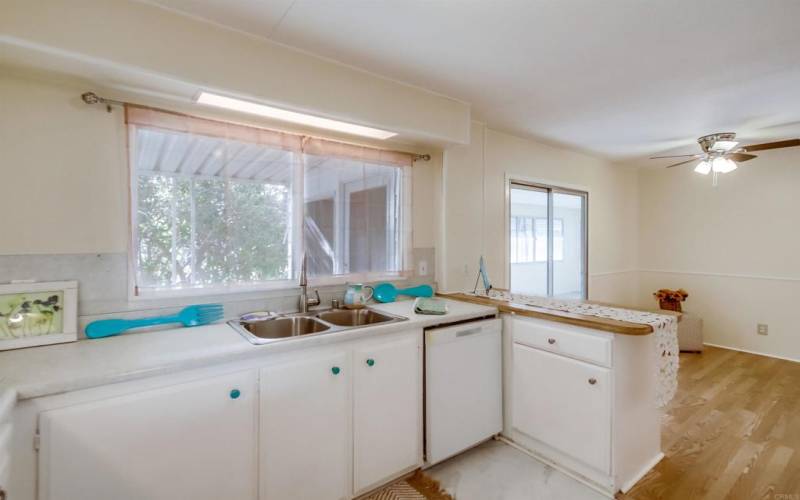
<box><xmin>299</xmin><ymin>253</ymin><xmax>321</xmax><ymax>313</ymax></box>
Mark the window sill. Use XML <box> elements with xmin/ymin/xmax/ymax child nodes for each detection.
<box><xmin>131</xmin><ymin>273</ymin><xmax>410</xmax><ymax>301</ymax></box>
<box><xmin>307</xmin><ymin>272</ymin><xmax>408</xmax><ymax>287</ymax></box>
<box><xmin>132</xmin><ymin>280</ymin><xmax>299</xmax><ymax>301</ymax></box>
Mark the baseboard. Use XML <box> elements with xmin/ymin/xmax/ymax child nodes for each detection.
<box><xmin>703</xmin><ymin>342</ymin><xmax>800</xmax><ymax>364</ymax></box>
<box><xmin>619</xmin><ymin>452</ymin><xmax>664</xmax><ymax>494</ymax></box>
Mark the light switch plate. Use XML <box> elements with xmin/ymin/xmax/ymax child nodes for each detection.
<box><xmin>418</xmin><ymin>260</ymin><xmax>428</xmax><ymax>276</ymax></box>
<box><xmin>757</xmin><ymin>324</ymin><xmax>768</xmax><ymax>336</ymax></box>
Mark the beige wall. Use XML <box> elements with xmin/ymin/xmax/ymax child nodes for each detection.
<box><xmin>636</xmin><ymin>149</ymin><xmax>800</xmax><ymax>361</ymax></box>
<box><xmin>440</xmin><ymin>122</ymin><xmax>641</xmax><ymax>305</ymax></box>
<box><xmin>0</xmin><ymin>72</ymin><xmax>129</xmax><ymax>255</ymax></box>
<box><xmin>0</xmin><ymin>71</ymin><xmax>441</xmax><ymax>257</ymax></box>
<box><xmin>0</xmin><ymin>0</ymin><xmax>470</xmax><ymax>146</ymax></box>
<box><xmin>441</xmin><ymin>121</ymin><xmax>800</xmax><ymax>361</ymax></box>
<box><xmin>439</xmin><ymin>122</ymin><xmax>486</xmax><ymax>289</ymax></box>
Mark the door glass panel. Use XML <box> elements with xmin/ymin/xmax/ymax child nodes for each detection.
<box><xmin>509</xmin><ymin>186</ymin><xmax>548</xmax><ymax>296</ymax></box>
<box><xmin>552</xmin><ymin>192</ymin><xmax>586</xmax><ymax>299</ymax></box>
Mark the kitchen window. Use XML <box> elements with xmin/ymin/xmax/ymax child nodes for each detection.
<box><xmin>508</xmin><ymin>181</ymin><xmax>587</xmax><ymax>299</ymax></box>
<box><xmin>127</xmin><ymin>106</ymin><xmax>412</xmax><ymax>296</ymax></box>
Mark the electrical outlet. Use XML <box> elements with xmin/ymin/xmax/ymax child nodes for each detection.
<box><xmin>417</xmin><ymin>260</ymin><xmax>428</xmax><ymax>276</ymax></box>
<box><xmin>757</xmin><ymin>324</ymin><xmax>769</xmax><ymax>336</ymax></box>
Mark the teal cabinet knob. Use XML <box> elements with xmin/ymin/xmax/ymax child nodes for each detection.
<box><xmin>229</xmin><ymin>389</ymin><xmax>241</xmax><ymax>399</ymax></box>
<box><xmin>366</xmin><ymin>358</ymin><xmax>375</xmax><ymax>367</ymax></box>
<box><xmin>331</xmin><ymin>366</ymin><xmax>341</xmax><ymax>375</ymax></box>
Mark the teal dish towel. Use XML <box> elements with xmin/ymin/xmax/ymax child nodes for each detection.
<box><xmin>414</xmin><ymin>297</ymin><xmax>448</xmax><ymax>315</ymax></box>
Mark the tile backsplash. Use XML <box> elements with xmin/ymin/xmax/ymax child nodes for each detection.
<box><xmin>0</xmin><ymin>249</ymin><xmax>436</xmax><ymax>337</ymax></box>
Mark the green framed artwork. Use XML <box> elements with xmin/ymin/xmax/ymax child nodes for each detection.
<box><xmin>0</xmin><ymin>281</ymin><xmax>78</xmax><ymax>351</ymax></box>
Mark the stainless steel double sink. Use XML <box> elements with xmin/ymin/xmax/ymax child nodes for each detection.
<box><xmin>229</xmin><ymin>308</ymin><xmax>407</xmax><ymax>345</ymax></box>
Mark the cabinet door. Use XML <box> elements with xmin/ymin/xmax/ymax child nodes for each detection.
<box><xmin>38</xmin><ymin>370</ymin><xmax>257</xmax><ymax>500</ymax></box>
<box><xmin>353</xmin><ymin>331</ymin><xmax>422</xmax><ymax>494</ymax></box>
<box><xmin>260</xmin><ymin>348</ymin><xmax>350</xmax><ymax>500</ymax></box>
<box><xmin>512</xmin><ymin>343</ymin><xmax>611</xmax><ymax>473</ymax></box>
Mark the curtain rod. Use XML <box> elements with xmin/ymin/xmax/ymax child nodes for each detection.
<box><xmin>81</xmin><ymin>92</ymin><xmax>431</xmax><ymax>162</ymax></box>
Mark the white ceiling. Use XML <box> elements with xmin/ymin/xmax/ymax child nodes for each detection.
<box><xmin>145</xmin><ymin>0</ymin><xmax>800</xmax><ymax>159</ymax></box>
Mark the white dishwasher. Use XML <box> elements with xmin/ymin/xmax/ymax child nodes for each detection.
<box><xmin>425</xmin><ymin>317</ymin><xmax>503</xmax><ymax>465</ymax></box>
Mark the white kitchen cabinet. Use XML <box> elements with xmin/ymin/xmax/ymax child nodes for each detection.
<box><xmin>259</xmin><ymin>329</ymin><xmax>422</xmax><ymax>498</ymax></box>
<box><xmin>37</xmin><ymin>370</ymin><xmax>258</xmax><ymax>500</ymax></box>
<box><xmin>260</xmin><ymin>348</ymin><xmax>351</xmax><ymax>500</ymax></box>
<box><xmin>18</xmin><ymin>326</ymin><xmax>425</xmax><ymax>500</ymax></box>
<box><xmin>353</xmin><ymin>331</ymin><xmax>422</xmax><ymax>494</ymax></box>
<box><xmin>504</xmin><ymin>315</ymin><xmax>663</xmax><ymax>495</ymax></box>
<box><xmin>512</xmin><ymin>343</ymin><xmax>611</xmax><ymax>473</ymax></box>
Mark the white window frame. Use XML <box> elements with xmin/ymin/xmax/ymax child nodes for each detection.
<box><xmin>128</xmin><ymin>125</ymin><xmax>410</xmax><ymax>300</ymax></box>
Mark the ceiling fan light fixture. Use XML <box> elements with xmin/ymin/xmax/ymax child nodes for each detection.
<box><xmin>694</xmin><ymin>160</ymin><xmax>711</xmax><ymax>175</ymax></box>
<box><xmin>712</xmin><ymin>157</ymin><xmax>737</xmax><ymax>173</ymax></box>
<box><xmin>710</xmin><ymin>140</ymin><xmax>739</xmax><ymax>152</ymax></box>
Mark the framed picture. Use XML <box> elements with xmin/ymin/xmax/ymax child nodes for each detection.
<box><xmin>0</xmin><ymin>281</ymin><xmax>78</xmax><ymax>351</ymax></box>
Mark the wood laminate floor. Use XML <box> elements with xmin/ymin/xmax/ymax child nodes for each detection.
<box><xmin>622</xmin><ymin>346</ymin><xmax>800</xmax><ymax>500</ymax></box>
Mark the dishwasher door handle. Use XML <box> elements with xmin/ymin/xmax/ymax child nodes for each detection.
<box><xmin>456</xmin><ymin>327</ymin><xmax>482</xmax><ymax>337</ymax></box>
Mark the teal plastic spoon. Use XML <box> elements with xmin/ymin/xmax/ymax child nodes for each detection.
<box><xmin>373</xmin><ymin>283</ymin><xmax>434</xmax><ymax>303</ymax></box>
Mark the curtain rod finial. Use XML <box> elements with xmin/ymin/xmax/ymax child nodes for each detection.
<box><xmin>81</xmin><ymin>92</ymin><xmax>100</xmax><ymax>105</ymax></box>
<box><xmin>82</xmin><ymin>92</ymin><xmax>116</xmax><ymax>112</ymax></box>
<box><xmin>414</xmin><ymin>154</ymin><xmax>431</xmax><ymax>162</ymax></box>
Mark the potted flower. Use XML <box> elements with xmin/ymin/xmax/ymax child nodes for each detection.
<box><xmin>653</xmin><ymin>288</ymin><xmax>688</xmax><ymax>312</ymax></box>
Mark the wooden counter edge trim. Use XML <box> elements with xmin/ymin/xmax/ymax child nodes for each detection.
<box><xmin>439</xmin><ymin>292</ymin><xmax>656</xmax><ymax>336</ymax></box>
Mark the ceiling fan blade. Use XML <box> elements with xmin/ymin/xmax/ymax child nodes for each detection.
<box><xmin>726</xmin><ymin>153</ymin><xmax>757</xmax><ymax>162</ymax></box>
<box><xmin>650</xmin><ymin>154</ymin><xmax>702</xmax><ymax>160</ymax></box>
<box><xmin>665</xmin><ymin>158</ymin><xmax>699</xmax><ymax>168</ymax></box>
<box><xmin>740</xmin><ymin>139</ymin><xmax>800</xmax><ymax>152</ymax></box>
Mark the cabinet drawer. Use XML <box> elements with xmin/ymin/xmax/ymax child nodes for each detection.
<box><xmin>512</xmin><ymin>317</ymin><xmax>612</xmax><ymax>367</ymax></box>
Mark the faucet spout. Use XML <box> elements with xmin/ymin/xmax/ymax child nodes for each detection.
<box><xmin>299</xmin><ymin>252</ymin><xmax>308</xmax><ymax>287</ymax></box>
<box><xmin>299</xmin><ymin>253</ymin><xmax>320</xmax><ymax>313</ymax></box>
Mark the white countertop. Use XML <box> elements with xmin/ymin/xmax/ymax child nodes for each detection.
<box><xmin>0</xmin><ymin>298</ymin><xmax>496</xmax><ymax>402</ymax></box>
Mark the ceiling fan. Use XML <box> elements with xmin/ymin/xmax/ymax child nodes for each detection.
<box><xmin>650</xmin><ymin>132</ymin><xmax>800</xmax><ymax>185</ymax></box>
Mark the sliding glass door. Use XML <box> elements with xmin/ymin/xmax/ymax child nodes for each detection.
<box><xmin>509</xmin><ymin>182</ymin><xmax>587</xmax><ymax>299</ymax></box>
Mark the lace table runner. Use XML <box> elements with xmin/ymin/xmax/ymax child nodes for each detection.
<box><xmin>487</xmin><ymin>290</ymin><xmax>679</xmax><ymax>407</ymax></box>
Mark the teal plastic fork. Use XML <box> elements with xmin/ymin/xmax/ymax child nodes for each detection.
<box><xmin>85</xmin><ymin>304</ymin><xmax>224</xmax><ymax>339</ymax></box>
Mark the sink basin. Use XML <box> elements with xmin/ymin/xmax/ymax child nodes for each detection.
<box><xmin>236</xmin><ymin>317</ymin><xmax>330</xmax><ymax>344</ymax></box>
<box><xmin>230</xmin><ymin>307</ymin><xmax>407</xmax><ymax>345</ymax></box>
<box><xmin>315</xmin><ymin>309</ymin><xmax>401</xmax><ymax>327</ymax></box>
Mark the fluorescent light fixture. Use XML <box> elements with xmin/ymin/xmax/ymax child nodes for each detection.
<box><xmin>195</xmin><ymin>91</ymin><xmax>397</xmax><ymax>140</ymax></box>
<box><xmin>712</xmin><ymin>157</ymin><xmax>737</xmax><ymax>173</ymax></box>
<box><xmin>710</xmin><ymin>140</ymin><xmax>739</xmax><ymax>152</ymax></box>
<box><xmin>694</xmin><ymin>160</ymin><xmax>711</xmax><ymax>175</ymax></box>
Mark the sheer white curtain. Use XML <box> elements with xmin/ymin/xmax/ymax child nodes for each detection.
<box><xmin>301</xmin><ymin>137</ymin><xmax>413</xmax><ymax>281</ymax></box>
<box><xmin>126</xmin><ymin>105</ymin><xmax>414</xmax><ymax>294</ymax></box>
